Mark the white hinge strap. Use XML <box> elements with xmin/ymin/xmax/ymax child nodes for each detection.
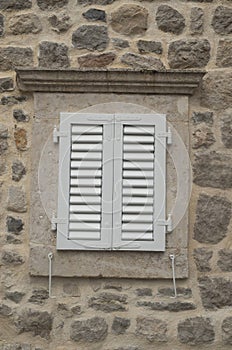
<box><xmin>51</xmin><ymin>212</ymin><xmax>67</xmax><ymax>231</ymax></box>
<box><xmin>157</xmin><ymin>214</ymin><xmax>172</xmax><ymax>233</ymax></box>
<box><xmin>157</xmin><ymin>127</ymin><xmax>172</xmax><ymax>144</ymax></box>
<box><xmin>53</xmin><ymin>125</ymin><xmax>68</xmax><ymax>143</ymax></box>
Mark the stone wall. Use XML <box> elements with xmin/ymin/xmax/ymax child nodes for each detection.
<box><xmin>0</xmin><ymin>0</ymin><xmax>232</xmax><ymax>349</ymax></box>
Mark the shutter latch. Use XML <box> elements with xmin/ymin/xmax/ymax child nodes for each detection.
<box><xmin>53</xmin><ymin>125</ymin><xmax>68</xmax><ymax>143</ymax></box>
<box><xmin>51</xmin><ymin>212</ymin><xmax>66</xmax><ymax>231</ymax></box>
<box><xmin>157</xmin><ymin>127</ymin><xmax>172</xmax><ymax>145</ymax></box>
<box><xmin>158</xmin><ymin>214</ymin><xmax>173</xmax><ymax>233</ymax></box>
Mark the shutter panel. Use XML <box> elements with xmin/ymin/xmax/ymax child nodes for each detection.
<box><xmin>112</xmin><ymin>114</ymin><xmax>166</xmax><ymax>251</ymax></box>
<box><xmin>56</xmin><ymin>113</ymin><xmax>114</xmax><ymax>250</ymax></box>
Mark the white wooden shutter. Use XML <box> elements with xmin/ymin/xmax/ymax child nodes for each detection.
<box><xmin>56</xmin><ymin>113</ymin><xmax>114</xmax><ymax>250</ymax></box>
<box><xmin>112</xmin><ymin>114</ymin><xmax>167</xmax><ymax>251</ymax></box>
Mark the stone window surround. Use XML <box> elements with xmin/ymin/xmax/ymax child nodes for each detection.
<box><xmin>17</xmin><ymin>69</ymin><xmax>204</xmax><ymax>279</ymax></box>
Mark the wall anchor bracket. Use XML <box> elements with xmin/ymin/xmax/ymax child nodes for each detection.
<box><xmin>53</xmin><ymin>125</ymin><xmax>68</xmax><ymax>143</ymax></box>
<box><xmin>158</xmin><ymin>214</ymin><xmax>173</xmax><ymax>233</ymax></box>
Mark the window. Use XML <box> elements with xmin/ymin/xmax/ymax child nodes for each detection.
<box><xmin>55</xmin><ymin>113</ymin><xmax>171</xmax><ymax>251</ymax></box>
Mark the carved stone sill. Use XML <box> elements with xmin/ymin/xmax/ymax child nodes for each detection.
<box><xmin>16</xmin><ymin>69</ymin><xmax>205</xmax><ymax>95</ymax></box>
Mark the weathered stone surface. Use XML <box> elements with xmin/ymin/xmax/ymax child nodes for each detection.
<box><xmin>1</xmin><ymin>251</ymin><xmax>24</xmax><ymax>265</ymax></box>
<box><xmin>194</xmin><ymin>194</ymin><xmax>231</xmax><ymax>243</ymax></box>
<box><xmin>0</xmin><ymin>47</ymin><xmax>33</xmax><ymax>71</ymax></box>
<box><xmin>158</xmin><ymin>287</ymin><xmax>192</xmax><ymax>298</ymax></box>
<box><xmin>63</xmin><ymin>280</ymin><xmax>80</xmax><ymax>296</ymax></box>
<box><xmin>112</xmin><ymin>316</ymin><xmax>130</xmax><ymax>334</ymax></box>
<box><xmin>71</xmin><ymin>305</ymin><xmax>82</xmax><ymax>315</ymax></box>
<box><xmin>114</xmin><ymin>348</ymin><xmax>139</xmax><ymax>350</ymax></box>
<box><xmin>201</xmin><ymin>71</ymin><xmax>232</xmax><ymax>110</ymax></box>
<box><xmin>217</xmin><ymin>250</ymin><xmax>232</xmax><ymax>272</ymax></box>
<box><xmin>5</xmin><ymin>291</ymin><xmax>25</xmax><ymax>304</ymax></box>
<box><xmin>0</xmin><ymin>160</ymin><xmax>6</xmax><ymax>175</ymax></box>
<box><xmin>168</xmin><ymin>39</ymin><xmax>210</xmax><ymax>69</ymax></box>
<box><xmin>103</xmin><ymin>282</ymin><xmax>122</xmax><ymax>291</ymax></box>
<box><xmin>78</xmin><ymin>0</ymin><xmax>114</xmax><ymax>4</ymax></box>
<box><xmin>70</xmin><ymin>317</ymin><xmax>108</xmax><ymax>342</ymax></box>
<box><xmin>83</xmin><ymin>8</ymin><xmax>106</xmax><ymax>22</ymax></box>
<box><xmin>39</xmin><ymin>42</ymin><xmax>70</xmax><ymax>68</ymax></box>
<box><xmin>0</xmin><ymin>123</ymin><xmax>8</xmax><ymax>155</ymax></box>
<box><xmin>112</xmin><ymin>38</ymin><xmax>129</xmax><ymax>49</ymax></box>
<box><xmin>7</xmin><ymin>216</ymin><xmax>24</xmax><ymax>234</ymax></box>
<box><xmin>190</xmin><ymin>7</ymin><xmax>204</xmax><ymax>34</ymax></box>
<box><xmin>6</xmin><ymin>235</ymin><xmax>22</xmax><ymax>244</ymax></box>
<box><xmin>12</xmin><ymin>160</ymin><xmax>26</xmax><ymax>182</ymax></box>
<box><xmin>9</xmin><ymin>14</ymin><xmax>42</xmax><ymax>35</ymax></box>
<box><xmin>156</xmin><ymin>5</ymin><xmax>185</xmax><ymax>34</ymax></box>
<box><xmin>193</xmin><ymin>248</ymin><xmax>212</xmax><ymax>272</ymax></box>
<box><xmin>217</xmin><ymin>40</ymin><xmax>232</xmax><ymax>67</ymax></box>
<box><xmin>0</xmin><ymin>77</ymin><xmax>13</xmax><ymax>91</ymax></box>
<box><xmin>192</xmin><ymin>125</ymin><xmax>215</xmax><ymax>149</ymax></box>
<box><xmin>191</xmin><ymin>111</ymin><xmax>213</xmax><ymax>125</ymax></box>
<box><xmin>111</xmin><ymin>5</ymin><xmax>148</xmax><ymax>36</ymax></box>
<box><xmin>178</xmin><ymin>317</ymin><xmax>215</xmax><ymax>345</ymax></box>
<box><xmin>199</xmin><ymin>277</ymin><xmax>232</xmax><ymax>310</ymax></box>
<box><xmin>57</xmin><ymin>303</ymin><xmax>72</xmax><ymax>318</ymax></box>
<box><xmin>0</xmin><ymin>344</ymin><xmax>32</xmax><ymax>350</ymax></box>
<box><xmin>13</xmin><ymin>110</ymin><xmax>29</xmax><ymax>123</ymax></box>
<box><xmin>37</xmin><ymin>0</ymin><xmax>68</xmax><ymax>10</ymax></box>
<box><xmin>14</xmin><ymin>129</ymin><xmax>27</xmax><ymax>151</ymax></box>
<box><xmin>78</xmin><ymin>52</ymin><xmax>115</xmax><ymax>68</ymax></box>
<box><xmin>1</xmin><ymin>96</ymin><xmax>26</xmax><ymax>105</ymax></box>
<box><xmin>0</xmin><ymin>304</ymin><xmax>12</xmax><ymax>316</ymax></box>
<box><xmin>135</xmin><ymin>317</ymin><xmax>167</xmax><ymax>342</ymax></box>
<box><xmin>72</xmin><ymin>25</ymin><xmax>108</xmax><ymax>51</ymax></box>
<box><xmin>89</xmin><ymin>292</ymin><xmax>127</xmax><ymax>312</ymax></box>
<box><xmin>137</xmin><ymin>301</ymin><xmax>196</xmax><ymax>312</ymax></box>
<box><xmin>28</xmin><ymin>289</ymin><xmax>49</xmax><ymax>305</ymax></box>
<box><xmin>135</xmin><ymin>288</ymin><xmax>152</xmax><ymax>297</ymax></box>
<box><xmin>222</xmin><ymin>317</ymin><xmax>232</xmax><ymax>345</ymax></box>
<box><xmin>7</xmin><ymin>186</ymin><xmax>27</xmax><ymax>213</ymax></box>
<box><xmin>221</xmin><ymin>113</ymin><xmax>232</xmax><ymax>148</ymax></box>
<box><xmin>0</xmin><ymin>0</ymin><xmax>32</xmax><ymax>10</ymax></box>
<box><xmin>48</xmin><ymin>12</ymin><xmax>72</xmax><ymax>33</ymax></box>
<box><xmin>212</xmin><ymin>6</ymin><xmax>232</xmax><ymax>35</ymax></box>
<box><xmin>15</xmin><ymin>309</ymin><xmax>53</xmax><ymax>339</ymax></box>
<box><xmin>121</xmin><ymin>53</ymin><xmax>164</xmax><ymax>70</ymax></box>
<box><xmin>193</xmin><ymin>151</ymin><xmax>232</xmax><ymax>189</ymax></box>
<box><xmin>137</xmin><ymin>40</ymin><xmax>162</xmax><ymax>54</ymax></box>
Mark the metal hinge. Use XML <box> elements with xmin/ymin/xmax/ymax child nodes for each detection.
<box><xmin>157</xmin><ymin>214</ymin><xmax>173</xmax><ymax>233</ymax></box>
<box><xmin>157</xmin><ymin>127</ymin><xmax>172</xmax><ymax>145</ymax></box>
<box><xmin>53</xmin><ymin>125</ymin><xmax>68</xmax><ymax>143</ymax></box>
<box><xmin>51</xmin><ymin>212</ymin><xmax>67</xmax><ymax>231</ymax></box>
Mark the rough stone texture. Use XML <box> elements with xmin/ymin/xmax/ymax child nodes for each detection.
<box><xmin>193</xmin><ymin>194</ymin><xmax>231</xmax><ymax>244</ymax></box>
<box><xmin>135</xmin><ymin>317</ymin><xmax>167</xmax><ymax>342</ymax></box>
<box><xmin>48</xmin><ymin>12</ymin><xmax>72</xmax><ymax>33</ymax></box>
<box><xmin>78</xmin><ymin>0</ymin><xmax>114</xmax><ymax>4</ymax></box>
<box><xmin>193</xmin><ymin>248</ymin><xmax>213</xmax><ymax>272</ymax></box>
<box><xmin>192</xmin><ymin>125</ymin><xmax>215</xmax><ymax>149</ymax></box>
<box><xmin>112</xmin><ymin>316</ymin><xmax>130</xmax><ymax>334</ymax></box>
<box><xmin>12</xmin><ymin>160</ymin><xmax>26</xmax><ymax>182</ymax></box>
<box><xmin>178</xmin><ymin>317</ymin><xmax>215</xmax><ymax>345</ymax></box>
<box><xmin>121</xmin><ymin>53</ymin><xmax>164</xmax><ymax>70</ymax></box>
<box><xmin>6</xmin><ymin>235</ymin><xmax>22</xmax><ymax>244</ymax></box>
<box><xmin>158</xmin><ymin>287</ymin><xmax>192</xmax><ymax>298</ymax></box>
<box><xmin>221</xmin><ymin>113</ymin><xmax>232</xmax><ymax>148</ymax></box>
<box><xmin>0</xmin><ymin>345</ymin><xmax>33</xmax><ymax>350</ymax></box>
<box><xmin>217</xmin><ymin>40</ymin><xmax>232</xmax><ymax>67</ymax></box>
<box><xmin>1</xmin><ymin>251</ymin><xmax>24</xmax><ymax>265</ymax></box>
<box><xmin>15</xmin><ymin>309</ymin><xmax>53</xmax><ymax>339</ymax></box>
<box><xmin>222</xmin><ymin>317</ymin><xmax>232</xmax><ymax>345</ymax></box>
<box><xmin>7</xmin><ymin>186</ymin><xmax>27</xmax><ymax>213</ymax></box>
<box><xmin>5</xmin><ymin>291</ymin><xmax>25</xmax><ymax>304</ymax></box>
<box><xmin>103</xmin><ymin>282</ymin><xmax>122</xmax><ymax>291</ymax></box>
<box><xmin>88</xmin><ymin>292</ymin><xmax>127</xmax><ymax>312</ymax></box>
<box><xmin>212</xmin><ymin>6</ymin><xmax>232</xmax><ymax>35</ymax></box>
<box><xmin>37</xmin><ymin>0</ymin><xmax>68</xmax><ymax>10</ymax></box>
<box><xmin>0</xmin><ymin>47</ymin><xmax>33</xmax><ymax>71</ymax></box>
<box><xmin>193</xmin><ymin>151</ymin><xmax>232</xmax><ymax>189</ymax></box>
<box><xmin>14</xmin><ymin>129</ymin><xmax>27</xmax><ymax>151</ymax></box>
<box><xmin>156</xmin><ymin>5</ymin><xmax>185</xmax><ymax>35</ymax></box>
<box><xmin>1</xmin><ymin>96</ymin><xmax>26</xmax><ymax>105</ymax></box>
<box><xmin>137</xmin><ymin>301</ymin><xmax>196</xmax><ymax>312</ymax></box>
<box><xmin>199</xmin><ymin>277</ymin><xmax>232</xmax><ymax>310</ymax></box>
<box><xmin>0</xmin><ymin>0</ymin><xmax>32</xmax><ymax>10</ymax></box>
<box><xmin>9</xmin><ymin>14</ymin><xmax>42</xmax><ymax>35</ymax></box>
<box><xmin>191</xmin><ymin>111</ymin><xmax>213</xmax><ymax>126</ymax></box>
<box><xmin>111</xmin><ymin>5</ymin><xmax>148</xmax><ymax>36</ymax></box>
<box><xmin>135</xmin><ymin>288</ymin><xmax>152</xmax><ymax>296</ymax></box>
<box><xmin>0</xmin><ymin>160</ymin><xmax>6</xmax><ymax>175</ymax></box>
<box><xmin>0</xmin><ymin>123</ymin><xmax>8</xmax><ymax>155</ymax></box>
<box><xmin>28</xmin><ymin>289</ymin><xmax>49</xmax><ymax>305</ymax></box>
<box><xmin>190</xmin><ymin>7</ymin><xmax>204</xmax><ymax>34</ymax></box>
<box><xmin>112</xmin><ymin>38</ymin><xmax>129</xmax><ymax>49</ymax></box>
<box><xmin>217</xmin><ymin>250</ymin><xmax>232</xmax><ymax>272</ymax></box>
<box><xmin>63</xmin><ymin>280</ymin><xmax>80</xmax><ymax>296</ymax></box>
<box><xmin>83</xmin><ymin>8</ymin><xmax>106</xmax><ymax>22</ymax></box>
<box><xmin>0</xmin><ymin>304</ymin><xmax>12</xmax><ymax>316</ymax></box>
<box><xmin>13</xmin><ymin>110</ymin><xmax>29</xmax><ymax>122</ymax></box>
<box><xmin>168</xmin><ymin>39</ymin><xmax>210</xmax><ymax>69</ymax></box>
<box><xmin>70</xmin><ymin>317</ymin><xmax>108</xmax><ymax>342</ymax></box>
<box><xmin>6</xmin><ymin>216</ymin><xmax>24</xmax><ymax>234</ymax></box>
<box><xmin>0</xmin><ymin>77</ymin><xmax>14</xmax><ymax>92</ymax></box>
<box><xmin>72</xmin><ymin>25</ymin><xmax>108</xmax><ymax>51</ymax></box>
<box><xmin>78</xmin><ymin>52</ymin><xmax>116</xmax><ymax>68</ymax></box>
<box><xmin>39</xmin><ymin>42</ymin><xmax>70</xmax><ymax>68</ymax></box>
<box><xmin>137</xmin><ymin>40</ymin><xmax>162</xmax><ymax>54</ymax></box>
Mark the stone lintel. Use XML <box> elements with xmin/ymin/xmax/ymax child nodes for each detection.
<box><xmin>16</xmin><ymin>69</ymin><xmax>205</xmax><ymax>95</ymax></box>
